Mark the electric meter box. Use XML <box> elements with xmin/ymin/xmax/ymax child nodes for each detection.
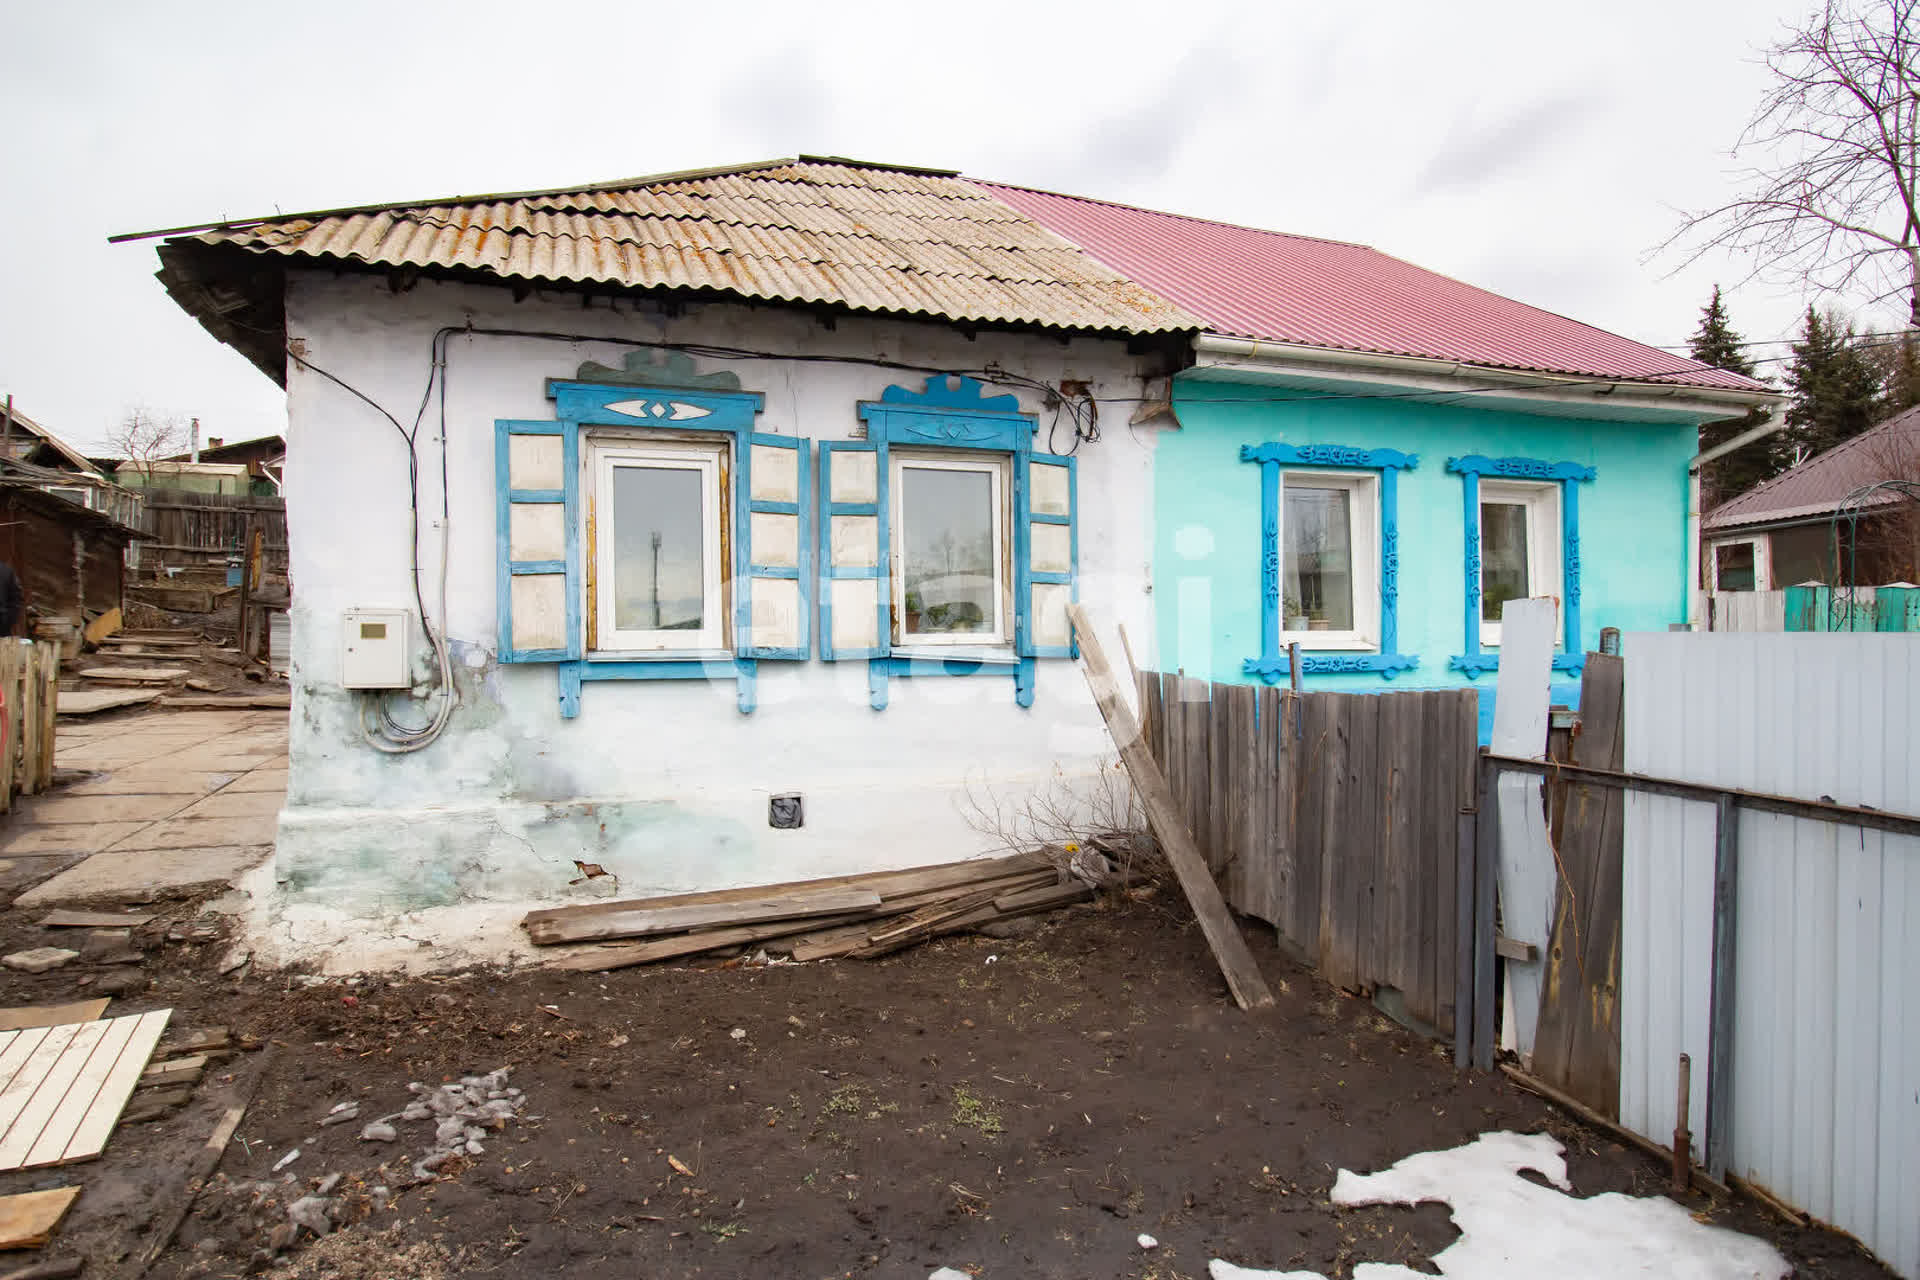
<box><xmin>341</xmin><ymin>608</ymin><xmax>414</xmax><ymax>689</ymax></box>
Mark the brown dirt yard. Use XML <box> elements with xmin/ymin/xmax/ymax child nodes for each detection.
<box><xmin>0</xmin><ymin>887</ymin><xmax>1895</xmax><ymax>1280</ymax></box>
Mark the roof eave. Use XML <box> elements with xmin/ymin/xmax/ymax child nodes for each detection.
<box><xmin>1184</xmin><ymin>334</ymin><xmax>1780</xmax><ymax>425</ymax></box>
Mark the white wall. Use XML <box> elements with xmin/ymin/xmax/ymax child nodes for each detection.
<box><xmin>279</xmin><ymin>272</ymin><xmax>1165</xmax><ymax>915</ymax></box>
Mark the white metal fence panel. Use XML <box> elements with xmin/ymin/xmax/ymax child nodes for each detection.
<box><xmin>1620</xmin><ymin>631</ymin><xmax>1919</xmax><ymax>1279</ymax></box>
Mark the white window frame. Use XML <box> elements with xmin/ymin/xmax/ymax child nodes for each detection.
<box><xmin>1478</xmin><ymin>479</ymin><xmax>1562</xmax><ymax>648</ymax></box>
<box><xmin>1709</xmin><ymin>535</ymin><xmax>1768</xmax><ymax>593</ymax></box>
<box><xmin>589</xmin><ymin>439</ymin><xmax>728</xmax><ymax>655</ymax></box>
<box><xmin>889</xmin><ymin>450</ymin><xmax>1012</xmax><ymax>650</ymax></box>
<box><xmin>1277</xmin><ymin>469</ymin><xmax>1381</xmax><ymax>652</ymax></box>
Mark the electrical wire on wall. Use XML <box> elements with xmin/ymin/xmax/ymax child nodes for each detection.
<box><xmin>289</xmin><ymin>314</ymin><xmax>1800</xmax><ymax>756</ymax></box>
<box><xmin>285</xmin><ymin>342</ymin><xmax>457</xmax><ymax>753</ymax></box>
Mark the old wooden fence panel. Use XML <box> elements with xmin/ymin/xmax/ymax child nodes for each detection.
<box><xmin>1137</xmin><ymin>674</ymin><xmax>1478</xmax><ymax>1034</ymax></box>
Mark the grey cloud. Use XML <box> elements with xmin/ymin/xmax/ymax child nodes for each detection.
<box><xmin>1411</xmin><ymin>89</ymin><xmax>1605</xmax><ymax>194</ymax></box>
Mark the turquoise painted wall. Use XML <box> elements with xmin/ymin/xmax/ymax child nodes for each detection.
<box><xmin>1156</xmin><ymin>380</ymin><xmax>1695</xmax><ymax>711</ymax></box>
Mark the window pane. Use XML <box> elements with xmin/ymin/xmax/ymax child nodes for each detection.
<box><xmin>1283</xmin><ymin>486</ymin><xmax>1354</xmax><ymax>631</ymax></box>
<box><xmin>611</xmin><ymin>465</ymin><xmax>705</xmax><ymax>632</ymax></box>
<box><xmin>1715</xmin><ymin>542</ymin><xmax>1756</xmax><ymax>592</ymax></box>
<box><xmin>1481</xmin><ymin>501</ymin><xmax>1530</xmax><ymax>622</ymax></box>
<box><xmin>901</xmin><ymin>466</ymin><xmax>995</xmax><ymax>635</ymax></box>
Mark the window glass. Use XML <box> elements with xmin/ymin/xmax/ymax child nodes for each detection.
<box><xmin>900</xmin><ymin>464</ymin><xmax>996</xmax><ymax>637</ymax></box>
<box><xmin>1481</xmin><ymin>500</ymin><xmax>1531</xmax><ymax>622</ymax></box>
<box><xmin>1283</xmin><ymin>486</ymin><xmax>1354</xmax><ymax>631</ymax></box>
<box><xmin>1715</xmin><ymin>542</ymin><xmax>1757</xmax><ymax>592</ymax></box>
<box><xmin>610</xmin><ymin>465</ymin><xmax>708</xmax><ymax>633</ymax></box>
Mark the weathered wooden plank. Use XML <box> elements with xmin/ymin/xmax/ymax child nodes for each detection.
<box><xmin>1294</xmin><ymin>692</ymin><xmax>1328</xmax><ymax>957</ymax></box>
<box><xmin>1314</xmin><ymin>694</ymin><xmax>1351</xmax><ymax>985</ymax></box>
<box><xmin>38</xmin><ymin>910</ymin><xmax>154</xmax><ymax>929</ymax></box>
<box><xmin>526</xmin><ymin>888</ymin><xmax>884</xmax><ymax>946</ymax></box>
<box><xmin>521</xmin><ymin>854</ymin><xmax>1048</xmax><ymax>928</ymax></box>
<box><xmin>549</xmin><ymin>913</ymin><xmax>874</xmax><ymax>971</ymax></box>
<box><xmin>1207</xmin><ymin>681</ymin><xmax>1231</xmax><ymax>876</ymax></box>
<box><xmin>1222</xmin><ymin>684</ymin><xmax>1257</xmax><ymax>911</ymax></box>
<box><xmin>1137</xmin><ymin>671</ymin><xmax>1163</xmax><ymax>773</ymax></box>
<box><xmin>1346</xmin><ymin>692</ymin><xmax>1383</xmax><ymax>992</ymax></box>
<box><xmin>1160</xmin><ymin>672</ymin><xmax>1184</xmax><ymax>832</ymax></box>
<box><xmin>1253</xmin><ymin>685</ymin><xmax>1282</xmax><ymax>926</ymax></box>
<box><xmin>1379</xmin><ymin>691</ymin><xmax>1418</xmax><ymax>1004</ymax></box>
<box><xmin>1067</xmin><ymin>604</ymin><xmax>1273</xmax><ymax>1011</ymax></box>
<box><xmin>1531</xmin><ymin>653</ymin><xmax>1627</xmax><ymax>1117</ymax></box>
<box><xmin>1180</xmin><ymin>677</ymin><xmax>1210</xmax><ymax>870</ymax></box>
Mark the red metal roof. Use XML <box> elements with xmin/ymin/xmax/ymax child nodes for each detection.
<box><xmin>976</xmin><ymin>181</ymin><xmax>1768</xmax><ymax>394</ymax></box>
<box><xmin>1704</xmin><ymin>406</ymin><xmax>1920</xmax><ymax>530</ymax></box>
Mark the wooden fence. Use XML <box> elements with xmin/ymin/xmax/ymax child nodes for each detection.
<box><xmin>1136</xmin><ymin>673</ymin><xmax>1479</xmax><ymax>1035</ymax></box>
<box><xmin>136</xmin><ymin>489</ymin><xmax>289</xmax><ymax>579</ymax></box>
<box><xmin>0</xmin><ymin>639</ymin><xmax>60</xmax><ymax>812</ymax></box>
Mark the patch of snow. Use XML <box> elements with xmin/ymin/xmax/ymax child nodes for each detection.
<box><xmin>927</xmin><ymin>1270</ymin><xmax>973</xmax><ymax>1280</ymax></box>
<box><xmin>1137</xmin><ymin>1233</ymin><xmax>1158</xmax><ymax>1249</ymax></box>
<box><xmin>1214</xmin><ymin>1131</ymin><xmax>1790</xmax><ymax>1280</ymax></box>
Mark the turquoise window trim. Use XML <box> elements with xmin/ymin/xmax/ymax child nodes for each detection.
<box><xmin>1446</xmin><ymin>454</ymin><xmax>1593</xmax><ymax>678</ymax></box>
<box><xmin>496</xmin><ymin>380</ymin><xmax>809</xmax><ymax>718</ymax></box>
<box><xmin>844</xmin><ymin>375</ymin><xmax>1075</xmax><ymax>711</ymax></box>
<box><xmin>1239</xmin><ymin>441</ymin><xmax>1420</xmax><ymax>683</ymax></box>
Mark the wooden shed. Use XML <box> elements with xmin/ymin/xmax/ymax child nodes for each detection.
<box><xmin>0</xmin><ymin>481</ymin><xmax>139</xmax><ymax>638</ymax></box>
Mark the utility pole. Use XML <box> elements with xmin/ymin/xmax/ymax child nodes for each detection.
<box><xmin>650</xmin><ymin>530</ymin><xmax>662</xmax><ymax>629</ymax></box>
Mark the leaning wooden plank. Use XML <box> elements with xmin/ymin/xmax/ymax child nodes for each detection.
<box><xmin>52</xmin><ymin>1009</ymin><xmax>171</xmax><ymax>1165</ymax></box>
<box><xmin>0</xmin><ymin>1023</ymin><xmax>110</xmax><ymax>1170</ymax></box>
<box><xmin>74</xmin><ymin>667</ymin><xmax>189</xmax><ymax>685</ymax></box>
<box><xmin>522</xmin><ymin>853</ymin><xmax>1048</xmax><ymax>928</ymax></box>
<box><xmin>39</xmin><ymin>910</ymin><xmax>154</xmax><ymax>929</ymax></box>
<box><xmin>0</xmin><ymin>1003</ymin><xmax>108</xmax><ymax>1034</ymax></box>
<box><xmin>0</xmin><ymin>1185</ymin><xmax>81</xmax><ymax>1249</ymax></box>
<box><xmin>24</xmin><ymin>1013</ymin><xmax>140</xmax><ymax>1167</ymax></box>
<box><xmin>1067</xmin><ymin>604</ymin><xmax>1274</xmax><ymax>1011</ymax></box>
<box><xmin>526</xmin><ymin>887</ymin><xmax>883</xmax><ymax>946</ymax></box>
<box><xmin>82</xmin><ymin>608</ymin><xmax>122</xmax><ymax>648</ymax></box>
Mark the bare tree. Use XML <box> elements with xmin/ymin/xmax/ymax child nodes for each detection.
<box><xmin>104</xmin><ymin>408</ymin><xmax>187</xmax><ymax>484</ymax></box>
<box><xmin>1663</xmin><ymin>1</ymin><xmax>1920</xmax><ymax>324</ymax></box>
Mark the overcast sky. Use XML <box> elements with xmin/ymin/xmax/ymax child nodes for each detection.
<box><xmin>0</xmin><ymin>0</ymin><xmax>1890</xmax><ymax>455</ymax></box>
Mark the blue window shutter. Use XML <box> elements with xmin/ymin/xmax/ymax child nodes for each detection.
<box><xmin>496</xmin><ymin>419</ymin><xmax>580</xmax><ymax>662</ymax></box>
<box><xmin>817</xmin><ymin>440</ymin><xmax>889</xmax><ymax>660</ymax></box>
<box><xmin>740</xmin><ymin>433</ymin><xmax>812</xmax><ymax>659</ymax></box>
<box><xmin>1018</xmin><ymin>451</ymin><xmax>1077</xmax><ymax>658</ymax></box>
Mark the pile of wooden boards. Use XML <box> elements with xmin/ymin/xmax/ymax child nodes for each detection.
<box><xmin>524</xmin><ymin>852</ymin><xmax>1118</xmax><ymax>973</ymax></box>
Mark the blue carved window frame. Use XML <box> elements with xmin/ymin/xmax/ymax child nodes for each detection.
<box><xmin>1446</xmin><ymin>454</ymin><xmax>1592</xmax><ymax>677</ymax></box>
<box><xmin>496</xmin><ymin>379</ymin><xmax>811</xmax><ymax>718</ymax></box>
<box><xmin>1240</xmin><ymin>442</ymin><xmax>1419</xmax><ymax>682</ymax></box>
<box><xmin>823</xmin><ymin>376</ymin><xmax>1079</xmax><ymax>710</ymax></box>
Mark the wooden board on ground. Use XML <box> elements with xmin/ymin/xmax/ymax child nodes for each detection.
<box><xmin>523</xmin><ymin>853</ymin><xmax>1050</xmax><ymax>930</ymax></box>
<box><xmin>1067</xmin><ymin>603</ymin><xmax>1273</xmax><ymax>1011</ymax></box>
<box><xmin>546</xmin><ymin>913</ymin><xmax>875</xmax><ymax>972</ymax></box>
<box><xmin>525</xmin><ymin>887</ymin><xmax>884</xmax><ymax>946</ymax></box>
<box><xmin>0</xmin><ymin>1185</ymin><xmax>81</xmax><ymax>1249</ymax></box>
<box><xmin>55</xmin><ymin>690</ymin><xmax>162</xmax><ymax>717</ymax></box>
<box><xmin>0</xmin><ymin>1009</ymin><xmax>171</xmax><ymax>1170</ymax></box>
<box><xmin>0</xmin><ymin>1004</ymin><xmax>107</xmax><ymax>1034</ymax></box>
<box><xmin>158</xmin><ymin>693</ymin><xmax>290</xmax><ymax>710</ymax></box>
<box><xmin>39</xmin><ymin>910</ymin><xmax>154</xmax><ymax>929</ymax></box>
<box><xmin>73</xmin><ymin>671</ymin><xmax>188</xmax><ymax>690</ymax></box>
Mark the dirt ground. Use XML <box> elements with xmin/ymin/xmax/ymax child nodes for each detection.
<box><xmin>0</xmin><ymin>890</ymin><xmax>1894</xmax><ymax>1280</ymax></box>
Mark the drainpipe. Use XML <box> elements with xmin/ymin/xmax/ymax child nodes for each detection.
<box><xmin>1688</xmin><ymin>411</ymin><xmax>1787</xmax><ymax>628</ymax></box>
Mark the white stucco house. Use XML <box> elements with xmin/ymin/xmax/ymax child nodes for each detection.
<box><xmin>145</xmin><ymin>157</ymin><xmax>1198</xmax><ymax>921</ymax></box>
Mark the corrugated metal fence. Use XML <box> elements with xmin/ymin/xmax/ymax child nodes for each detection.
<box><xmin>1619</xmin><ymin>632</ymin><xmax>1918</xmax><ymax>1278</ymax></box>
<box><xmin>1136</xmin><ymin>674</ymin><xmax>1478</xmax><ymax>1035</ymax></box>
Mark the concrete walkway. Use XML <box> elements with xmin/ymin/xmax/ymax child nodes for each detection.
<box><xmin>0</xmin><ymin>708</ymin><xmax>287</xmax><ymax>906</ymax></box>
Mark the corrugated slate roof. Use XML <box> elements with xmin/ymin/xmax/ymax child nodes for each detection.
<box><xmin>189</xmin><ymin>160</ymin><xmax>1202</xmax><ymax>335</ymax></box>
<box><xmin>1704</xmin><ymin>406</ymin><xmax>1920</xmax><ymax>530</ymax></box>
<box><xmin>978</xmin><ymin>181</ymin><xmax>1770</xmax><ymax>394</ymax></box>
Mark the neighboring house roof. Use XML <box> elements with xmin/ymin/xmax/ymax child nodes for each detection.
<box><xmin>1704</xmin><ymin>405</ymin><xmax>1920</xmax><ymax>532</ymax></box>
<box><xmin>0</xmin><ymin>478</ymin><xmax>143</xmax><ymax>541</ymax></box>
<box><xmin>0</xmin><ymin>403</ymin><xmax>105</xmax><ymax>476</ymax></box>
<box><xmin>137</xmin><ymin>155</ymin><xmax>1763</xmax><ymax>400</ymax></box>
<box><xmin>979</xmin><ymin>181</ymin><xmax>1767</xmax><ymax>394</ymax></box>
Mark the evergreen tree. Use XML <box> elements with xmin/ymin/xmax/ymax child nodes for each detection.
<box><xmin>1784</xmin><ymin>307</ymin><xmax>1881</xmax><ymax>465</ymax></box>
<box><xmin>1688</xmin><ymin>287</ymin><xmax>1773</xmax><ymax>504</ymax></box>
<box><xmin>1864</xmin><ymin>330</ymin><xmax>1920</xmax><ymax>418</ymax></box>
